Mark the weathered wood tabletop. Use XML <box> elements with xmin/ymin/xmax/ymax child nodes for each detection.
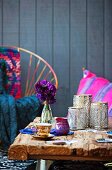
<box><xmin>8</xmin><ymin>117</ymin><xmax>112</xmax><ymax>161</ymax></box>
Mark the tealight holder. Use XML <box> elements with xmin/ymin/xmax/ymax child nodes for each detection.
<box><xmin>67</xmin><ymin>106</ymin><xmax>86</xmax><ymax>130</ymax></box>
<box><xmin>90</xmin><ymin>102</ymin><xmax>108</xmax><ymax>129</ymax></box>
<box><xmin>73</xmin><ymin>94</ymin><xmax>92</xmax><ymax>128</ymax></box>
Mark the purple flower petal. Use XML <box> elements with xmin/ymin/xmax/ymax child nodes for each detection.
<box><xmin>35</xmin><ymin>80</ymin><xmax>56</xmax><ymax>104</ymax></box>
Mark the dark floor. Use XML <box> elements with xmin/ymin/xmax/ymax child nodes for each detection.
<box><xmin>48</xmin><ymin>160</ymin><xmax>112</xmax><ymax>170</ymax></box>
<box><xmin>0</xmin><ymin>149</ymin><xmax>36</xmax><ymax>170</ymax></box>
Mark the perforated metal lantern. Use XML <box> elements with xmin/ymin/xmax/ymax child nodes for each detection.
<box><xmin>67</xmin><ymin>106</ymin><xmax>86</xmax><ymax>130</ymax></box>
<box><xmin>90</xmin><ymin>102</ymin><xmax>108</xmax><ymax>129</ymax></box>
<box><xmin>73</xmin><ymin>94</ymin><xmax>92</xmax><ymax>128</ymax></box>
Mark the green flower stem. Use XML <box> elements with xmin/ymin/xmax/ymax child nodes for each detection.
<box><xmin>40</xmin><ymin>102</ymin><xmax>53</xmax><ymax>123</ymax></box>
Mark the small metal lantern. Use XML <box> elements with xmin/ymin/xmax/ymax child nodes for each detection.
<box><xmin>73</xmin><ymin>94</ymin><xmax>92</xmax><ymax>127</ymax></box>
<box><xmin>67</xmin><ymin>106</ymin><xmax>86</xmax><ymax>130</ymax></box>
<box><xmin>90</xmin><ymin>102</ymin><xmax>108</xmax><ymax>129</ymax></box>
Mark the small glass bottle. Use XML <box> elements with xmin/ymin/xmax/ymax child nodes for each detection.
<box><xmin>40</xmin><ymin>101</ymin><xmax>53</xmax><ymax>123</ymax></box>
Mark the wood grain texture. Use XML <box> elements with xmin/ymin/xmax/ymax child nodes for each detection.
<box><xmin>8</xmin><ymin>134</ymin><xmax>29</xmax><ymax>160</ymax></box>
<box><xmin>8</xmin><ymin>117</ymin><xmax>112</xmax><ymax>161</ymax></box>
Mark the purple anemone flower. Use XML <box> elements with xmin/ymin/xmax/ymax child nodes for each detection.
<box><xmin>35</xmin><ymin>80</ymin><xmax>56</xmax><ymax>104</ymax></box>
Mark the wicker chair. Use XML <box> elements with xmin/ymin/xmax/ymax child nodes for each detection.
<box><xmin>0</xmin><ymin>46</ymin><xmax>58</xmax><ymax>96</ymax></box>
<box><xmin>18</xmin><ymin>47</ymin><xmax>58</xmax><ymax>96</ymax></box>
<box><xmin>0</xmin><ymin>46</ymin><xmax>58</xmax><ymax>98</ymax></box>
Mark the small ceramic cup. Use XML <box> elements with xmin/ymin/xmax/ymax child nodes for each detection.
<box><xmin>36</xmin><ymin>123</ymin><xmax>52</xmax><ymax>137</ymax></box>
<box><xmin>55</xmin><ymin>117</ymin><xmax>69</xmax><ymax>135</ymax></box>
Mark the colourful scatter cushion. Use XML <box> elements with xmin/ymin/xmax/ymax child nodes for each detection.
<box><xmin>77</xmin><ymin>69</ymin><xmax>112</xmax><ymax>116</ymax></box>
<box><xmin>0</xmin><ymin>59</ymin><xmax>7</xmax><ymax>94</ymax></box>
<box><xmin>0</xmin><ymin>47</ymin><xmax>21</xmax><ymax>98</ymax></box>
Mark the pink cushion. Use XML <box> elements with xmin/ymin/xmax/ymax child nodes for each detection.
<box><xmin>77</xmin><ymin>69</ymin><xmax>112</xmax><ymax>116</ymax></box>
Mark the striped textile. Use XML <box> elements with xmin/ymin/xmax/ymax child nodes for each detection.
<box><xmin>77</xmin><ymin>69</ymin><xmax>112</xmax><ymax>116</ymax></box>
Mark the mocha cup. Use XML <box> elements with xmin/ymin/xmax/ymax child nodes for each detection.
<box><xmin>36</xmin><ymin>123</ymin><xmax>52</xmax><ymax>137</ymax></box>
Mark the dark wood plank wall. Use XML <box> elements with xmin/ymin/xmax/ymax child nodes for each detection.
<box><xmin>70</xmin><ymin>0</ymin><xmax>86</xmax><ymax>103</ymax></box>
<box><xmin>20</xmin><ymin>0</ymin><xmax>36</xmax><ymax>94</ymax></box>
<box><xmin>3</xmin><ymin>0</ymin><xmax>19</xmax><ymax>45</ymax></box>
<box><xmin>54</xmin><ymin>0</ymin><xmax>70</xmax><ymax>115</ymax></box>
<box><xmin>0</xmin><ymin>0</ymin><xmax>112</xmax><ymax>116</ymax></box>
<box><xmin>105</xmin><ymin>0</ymin><xmax>112</xmax><ymax>80</ymax></box>
<box><xmin>87</xmin><ymin>0</ymin><xmax>104</xmax><ymax>76</ymax></box>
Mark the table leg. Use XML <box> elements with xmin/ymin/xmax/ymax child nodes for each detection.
<box><xmin>35</xmin><ymin>160</ymin><xmax>53</xmax><ymax>170</ymax></box>
<box><xmin>35</xmin><ymin>159</ymin><xmax>46</xmax><ymax>170</ymax></box>
<box><xmin>40</xmin><ymin>160</ymin><xmax>46</xmax><ymax>170</ymax></box>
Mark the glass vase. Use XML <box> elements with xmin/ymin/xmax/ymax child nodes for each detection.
<box><xmin>40</xmin><ymin>101</ymin><xmax>53</xmax><ymax>123</ymax></box>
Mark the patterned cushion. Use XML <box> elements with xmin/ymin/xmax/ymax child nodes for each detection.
<box><xmin>77</xmin><ymin>69</ymin><xmax>112</xmax><ymax>116</ymax></box>
<box><xmin>0</xmin><ymin>59</ymin><xmax>7</xmax><ymax>94</ymax></box>
<box><xmin>0</xmin><ymin>47</ymin><xmax>21</xmax><ymax>98</ymax></box>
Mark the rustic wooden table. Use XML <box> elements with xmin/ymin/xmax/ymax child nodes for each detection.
<box><xmin>8</xmin><ymin>117</ymin><xmax>112</xmax><ymax>161</ymax></box>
